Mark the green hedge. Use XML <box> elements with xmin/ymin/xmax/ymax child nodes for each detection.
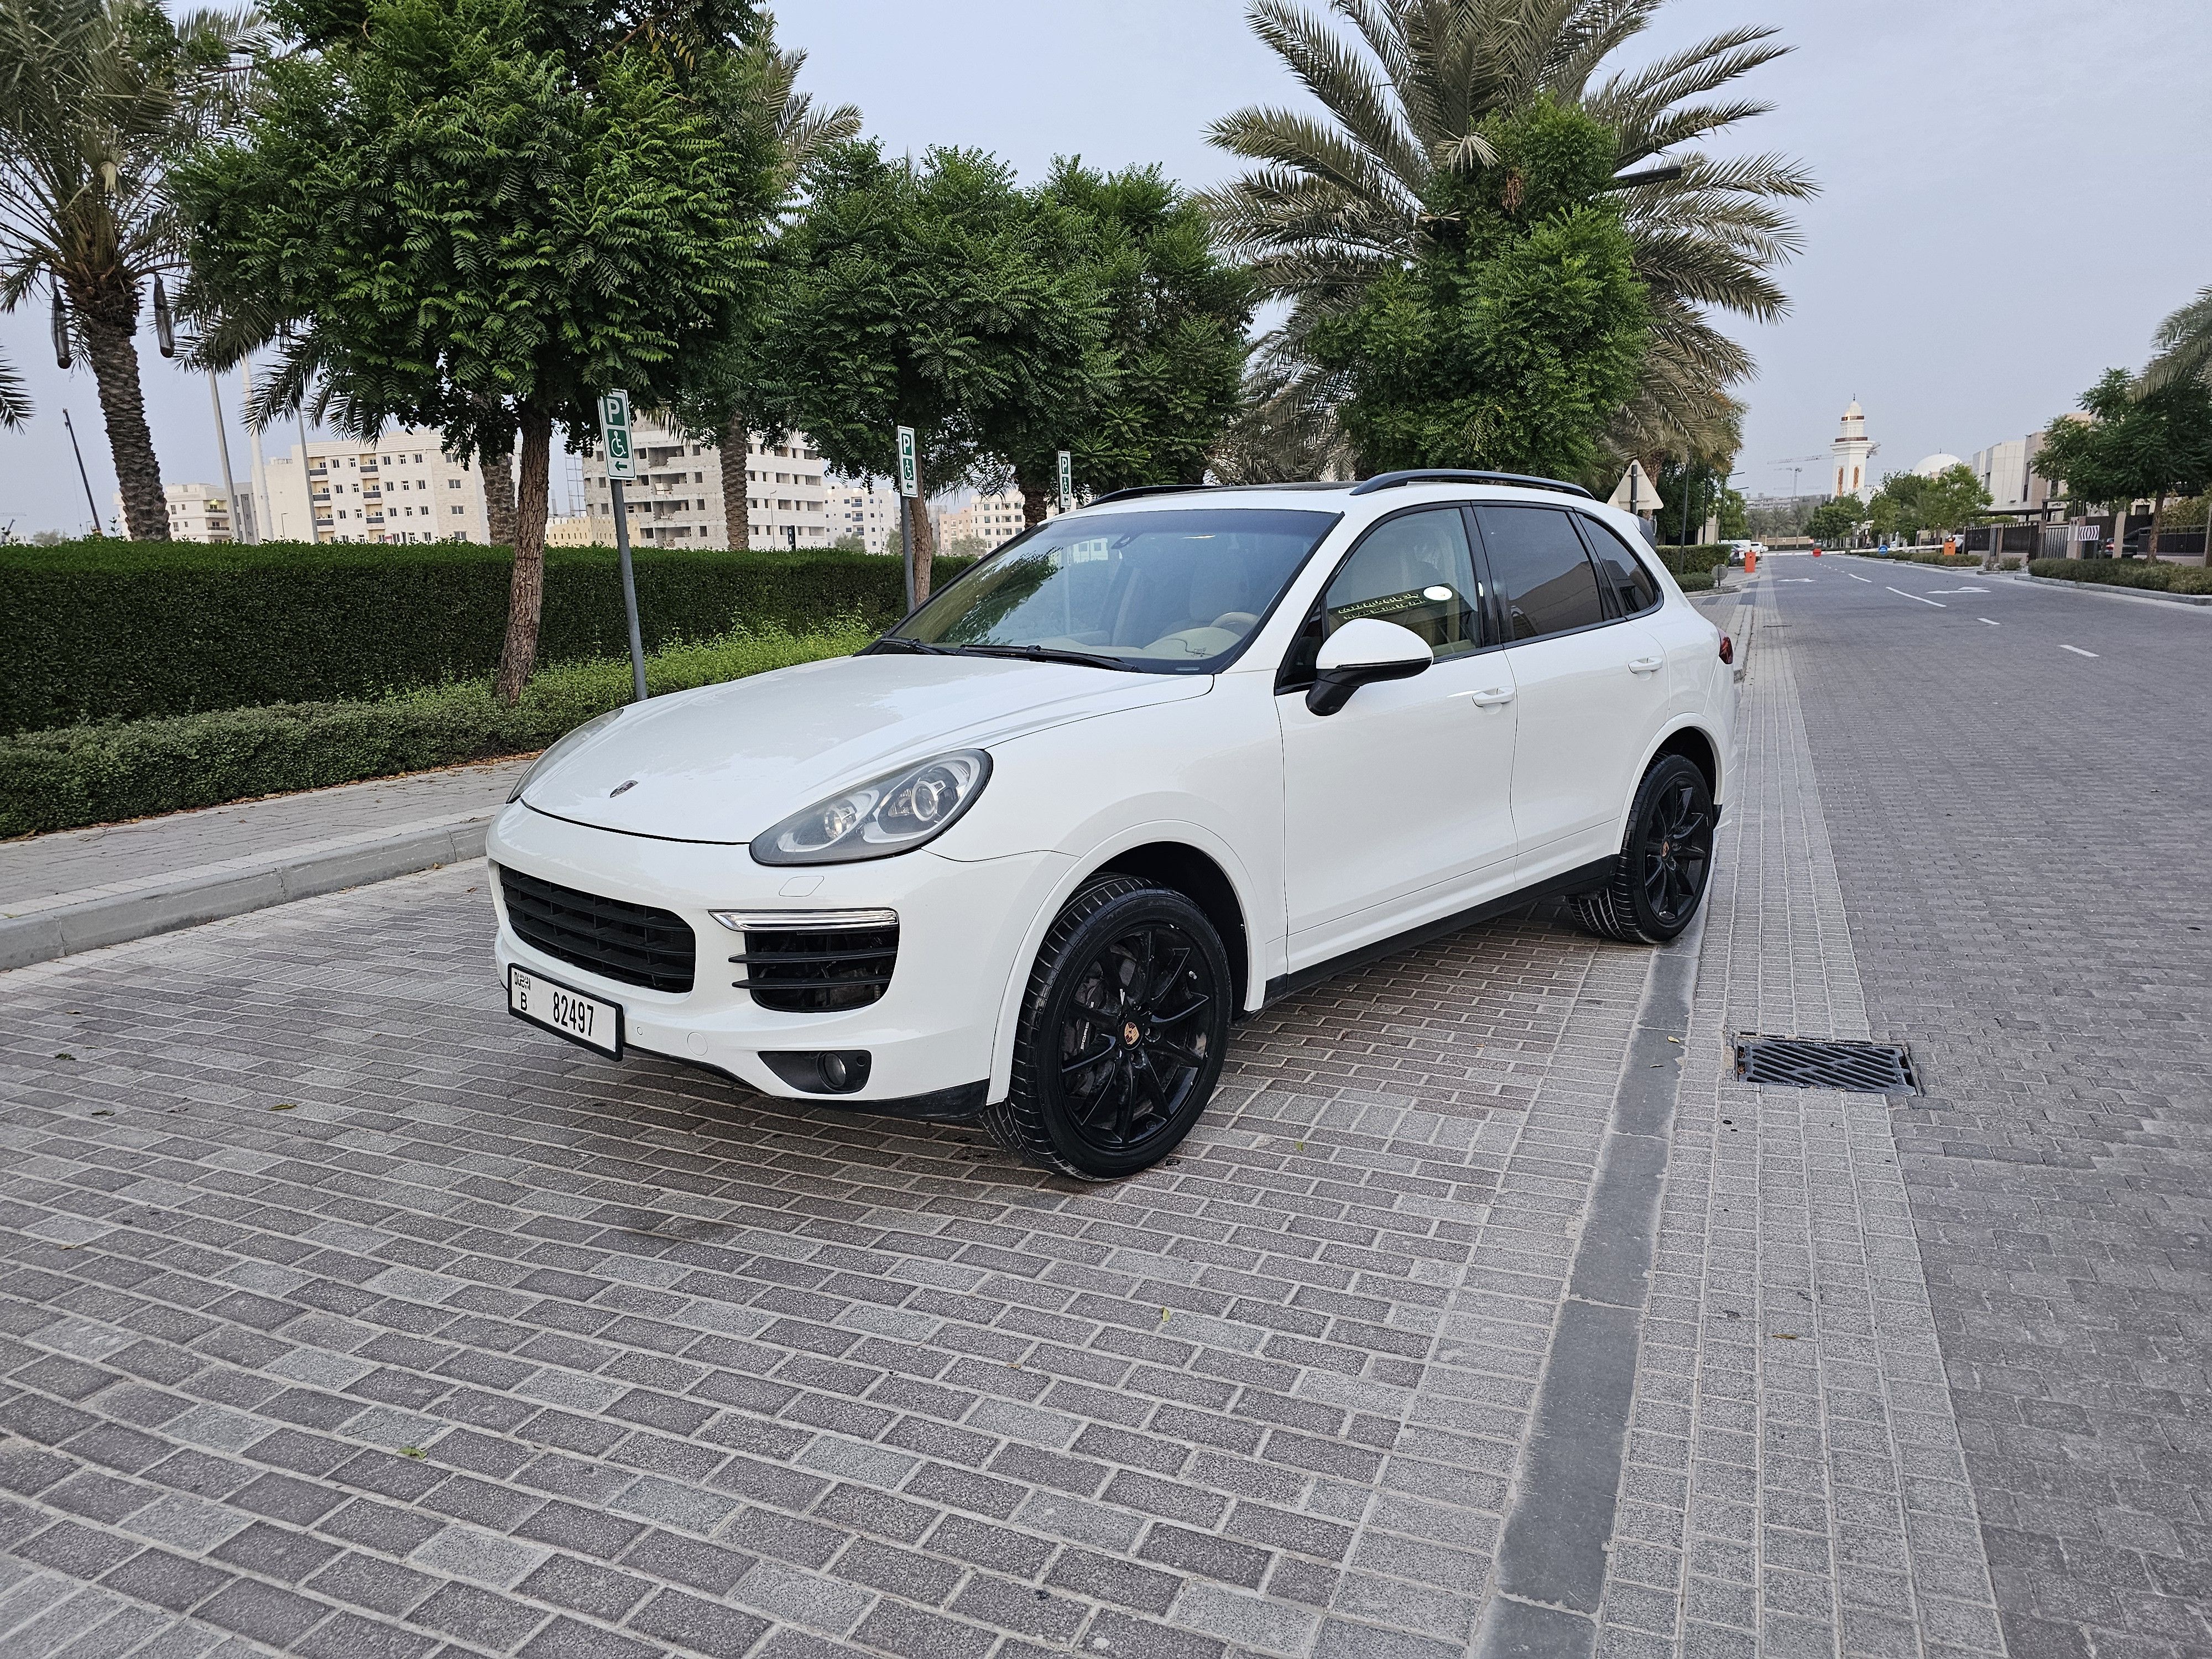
<box><xmin>0</xmin><ymin>539</ymin><xmax>961</xmax><ymax>733</ymax></box>
<box><xmin>1653</xmin><ymin>544</ymin><xmax>1725</xmax><ymax>591</ymax></box>
<box><xmin>2026</xmin><ymin>557</ymin><xmax>2212</xmax><ymax>594</ymax></box>
<box><xmin>0</xmin><ymin>622</ymin><xmax>872</xmax><ymax>837</ymax></box>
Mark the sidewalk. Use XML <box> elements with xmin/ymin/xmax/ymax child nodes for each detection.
<box><xmin>0</xmin><ymin>755</ymin><xmax>529</xmax><ymax>969</ymax></box>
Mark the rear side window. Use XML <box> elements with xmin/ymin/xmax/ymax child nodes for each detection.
<box><xmin>1475</xmin><ymin>506</ymin><xmax>1607</xmax><ymax>640</ymax></box>
<box><xmin>1577</xmin><ymin>516</ymin><xmax>1662</xmax><ymax>615</ymax></box>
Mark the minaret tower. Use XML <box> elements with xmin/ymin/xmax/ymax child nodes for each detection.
<box><xmin>1831</xmin><ymin>399</ymin><xmax>1873</xmax><ymax>498</ymax></box>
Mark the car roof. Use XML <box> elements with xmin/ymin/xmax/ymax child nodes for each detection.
<box><xmin>1058</xmin><ymin>477</ymin><xmax>1633</xmax><ymax>531</ymax></box>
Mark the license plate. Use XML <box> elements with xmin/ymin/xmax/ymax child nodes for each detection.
<box><xmin>508</xmin><ymin>966</ymin><xmax>623</xmax><ymax>1058</ymax></box>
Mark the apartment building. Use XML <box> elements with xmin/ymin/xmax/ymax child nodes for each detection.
<box><xmin>937</xmin><ymin>488</ymin><xmax>1054</xmax><ymax>553</ymax></box>
<box><xmin>111</xmin><ymin>481</ymin><xmax>235</xmax><ymax>542</ymax></box>
<box><xmin>253</xmin><ymin>431</ymin><xmax>490</xmax><ymax>544</ymax></box>
<box><xmin>577</xmin><ymin>413</ymin><xmax>833</xmax><ymax>549</ymax></box>
<box><xmin>835</xmin><ymin>480</ymin><xmax>903</xmax><ymax>555</ymax></box>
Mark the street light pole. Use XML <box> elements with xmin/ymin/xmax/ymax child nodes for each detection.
<box><xmin>208</xmin><ymin>372</ymin><xmax>245</xmax><ymax>544</ymax></box>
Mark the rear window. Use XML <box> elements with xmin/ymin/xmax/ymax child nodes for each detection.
<box><xmin>1475</xmin><ymin>506</ymin><xmax>1607</xmax><ymax>640</ymax></box>
<box><xmin>1577</xmin><ymin>516</ymin><xmax>1662</xmax><ymax>615</ymax></box>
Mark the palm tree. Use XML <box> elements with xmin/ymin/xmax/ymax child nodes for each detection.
<box><xmin>0</xmin><ymin>351</ymin><xmax>27</xmax><ymax>426</ymax></box>
<box><xmin>0</xmin><ymin>0</ymin><xmax>263</xmax><ymax>539</ymax></box>
<box><xmin>704</xmin><ymin>36</ymin><xmax>858</xmax><ymax>552</ymax></box>
<box><xmin>2143</xmin><ymin>285</ymin><xmax>2212</xmax><ymax>392</ymax></box>
<box><xmin>1202</xmin><ymin>0</ymin><xmax>1814</xmax><ymax>472</ymax></box>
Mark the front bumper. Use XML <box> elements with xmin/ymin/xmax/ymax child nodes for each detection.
<box><xmin>484</xmin><ymin>802</ymin><xmax>1063</xmax><ymax>1107</ymax></box>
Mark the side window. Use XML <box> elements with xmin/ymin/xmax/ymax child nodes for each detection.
<box><xmin>1475</xmin><ymin>506</ymin><xmax>1608</xmax><ymax>640</ymax></box>
<box><xmin>1324</xmin><ymin>509</ymin><xmax>1486</xmax><ymax>658</ymax></box>
<box><xmin>1576</xmin><ymin>515</ymin><xmax>1661</xmax><ymax>616</ymax></box>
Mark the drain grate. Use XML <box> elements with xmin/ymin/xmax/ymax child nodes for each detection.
<box><xmin>1734</xmin><ymin>1034</ymin><xmax>1917</xmax><ymax>1094</ymax></box>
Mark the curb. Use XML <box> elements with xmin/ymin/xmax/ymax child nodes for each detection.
<box><xmin>2010</xmin><ymin>571</ymin><xmax>2212</xmax><ymax>608</ymax></box>
<box><xmin>0</xmin><ymin>818</ymin><xmax>490</xmax><ymax>972</ymax></box>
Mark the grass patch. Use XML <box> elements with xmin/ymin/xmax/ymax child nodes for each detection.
<box><xmin>0</xmin><ymin>620</ymin><xmax>874</xmax><ymax>838</ymax></box>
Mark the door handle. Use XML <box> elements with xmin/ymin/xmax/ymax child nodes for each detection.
<box><xmin>1465</xmin><ymin>687</ymin><xmax>1515</xmax><ymax>706</ymax></box>
<box><xmin>1627</xmin><ymin>657</ymin><xmax>1663</xmax><ymax>674</ymax></box>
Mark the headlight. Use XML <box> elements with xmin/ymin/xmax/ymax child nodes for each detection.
<box><xmin>752</xmin><ymin>750</ymin><xmax>992</xmax><ymax>865</ymax></box>
<box><xmin>508</xmin><ymin>707</ymin><xmax>624</xmax><ymax>803</ymax></box>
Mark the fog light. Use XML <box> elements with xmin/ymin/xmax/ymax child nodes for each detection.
<box><xmin>761</xmin><ymin>1050</ymin><xmax>873</xmax><ymax>1095</ymax></box>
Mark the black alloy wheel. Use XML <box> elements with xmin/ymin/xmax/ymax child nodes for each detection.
<box><xmin>987</xmin><ymin>877</ymin><xmax>1232</xmax><ymax>1180</ymax></box>
<box><xmin>1568</xmin><ymin>754</ymin><xmax>1716</xmax><ymax>945</ymax></box>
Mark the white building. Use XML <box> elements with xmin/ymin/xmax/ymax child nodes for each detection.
<box><xmin>253</xmin><ymin>430</ymin><xmax>489</xmax><ymax>544</ymax></box>
<box><xmin>835</xmin><ymin>479</ymin><xmax>904</xmax><ymax>555</ymax></box>
<box><xmin>577</xmin><ymin>414</ymin><xmax>832</xmax><ymax>550</ymax></box>
<box><xmin>1969</xmin><ymin>434</ymin><xmax>2062</xmax><ymax>513</ymax></box>
<box><xmin>1911</xmin><ymin>452</ymin><xmax>1964</xmax><ymax>478</ymax></box>
<box><xmin>1831</xmin><ymin>399</ymin><xmax>1874</xmax><ymax>498</ymax></box>
<box><xmin>113</xmin><ymin>481</ymin><xmax>235</xmax><ymax>542</ymax></box>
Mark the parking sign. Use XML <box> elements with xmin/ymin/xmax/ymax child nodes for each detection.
<box><xmin>1057</xmin><ymin>450</ymin><xmax>1072</xmax><ymax>514</ymax></box>
<box><xmin>896</xmin><ymin>426</ymin><xmax>918</xmax><ymax>498</ymax></box>
<box><xmin>598</xmin><ymin>390</ymin><xmax>636</xmax><ymax>481</ymax></box>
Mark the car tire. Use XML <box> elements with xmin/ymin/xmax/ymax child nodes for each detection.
<box><xmin>1567</xmin><ymin>754</ymin><xmax>1716</xmax><ymax>946</ymax></box>
<box><xmin>984</xmin><ymin>876</ymin><xmax>1233</xmax><ymax>1181</ymax></box>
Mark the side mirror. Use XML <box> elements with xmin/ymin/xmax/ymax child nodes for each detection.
<box><xmin>1307</xmin><ymin>618</ymin><xmax>1433</xmax><ymax>716</ymax></box>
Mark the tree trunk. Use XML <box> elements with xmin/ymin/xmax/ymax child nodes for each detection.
<box><xmin>482</xmin><ymin>432</ymin><xmax>516</xmax><ymax>547</ymax></box>
<box><xmin>906</xmin><ymin>475</ymin><xmax>936</xmax><ymax>605</ymax></box>
<box><xmin>494</xmin><ymin>408</ymin><xmax>555</xmax><ymax>705</ymax></box>
<box><xmin>1016</xmin><ymin>463</ymin><xmax>1051</xmax><ymax>529</ymax></box>
<box><xmin>2150</xmin><ymin>489</ymin><xmax>2167</xmax><ymax>560</ymax></box>
<box><xmin>72</xmin><ymin>275</ymin><xmax>166</xmax><ymax>540</ymax></box>
<box><xmin>720</xmin><ymin>411</ymin><xmax>751</xmax><ymax>550</ymax></box>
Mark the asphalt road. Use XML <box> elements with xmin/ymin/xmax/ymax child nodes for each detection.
<box><xmin>1772</xmin><ymin>557</ymin><xmax>2212</xmax><ymax>1659</ymax></box>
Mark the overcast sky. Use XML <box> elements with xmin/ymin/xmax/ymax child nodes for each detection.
<box><xmin>3</xmin><ymin>0</ymin><xmax>2208</xmax><ymax>533</ymax></box>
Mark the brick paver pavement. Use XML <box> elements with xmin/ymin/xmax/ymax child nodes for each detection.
<box><xmin>1591</xmin><ymin>585</ymin><xmax>2002</xmax><ymax>1659</ymax></box>
<box><xmin>0</xmin><ymin>849</ymin><xmax>1650</xmax><ymax>1659</ymax></box>
<box><xmin>1778</xmin><ymin>561</ymin><xmax>2212</xmax><ymax>1659</ymax></box>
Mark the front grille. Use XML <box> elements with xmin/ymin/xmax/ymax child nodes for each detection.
<box><xmin>736</xmin><ymin>925</ymin><xmax>899</xmax><ymax>1013</ymax></box>
<box><xmin>499</xmin><ymin>867</ymin><xmax>696</xmax><ymax>994</ymax></box>
<box><xmin>1734</xmin><ymin>1034</ymin><xmax>1917</xmax><ymax>1094</ymax></box>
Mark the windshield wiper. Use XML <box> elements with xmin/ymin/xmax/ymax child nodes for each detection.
<box><xmin>865</xmin><ymin>635</ymin><xmax>952</xmax><ymax>655</ymax></box>
<box><xmin>949</xmin><ymin>644</ymin><xmax>1133</xmax><ymax>672</ymax></box>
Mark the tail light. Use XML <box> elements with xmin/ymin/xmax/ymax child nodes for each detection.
<box><xmin>1718</xmin><ymin>634</ymin><xmax>1734</xmax><ymax>665</ymax></box>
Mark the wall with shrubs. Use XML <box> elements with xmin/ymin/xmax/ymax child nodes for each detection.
<box><xmin>2027</xmin><ymin>557</ymin><xmax>2212</xmax><ymax>594</ymax></box>
<box><xmin>0</xmin><ymin>540</ymin><xmax>957</xmax><ymax>733</ymax></box>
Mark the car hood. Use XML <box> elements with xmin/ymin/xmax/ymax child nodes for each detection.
<box><xmin>521</xmin><ymin>651</ymin><xmax>1211</xmax><ymax>844</ymax></box>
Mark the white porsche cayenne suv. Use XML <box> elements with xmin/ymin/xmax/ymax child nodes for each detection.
<box><xmin>487</xmin><ymin>471</ymin><xmax>1735</xmax><ymax>1179</ymax></box>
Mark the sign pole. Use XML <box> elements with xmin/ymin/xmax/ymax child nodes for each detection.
<box><xmin>896</xmin><ymin>424</ymin><xmax>919</xmax><ymax>613</ymax></box>
<box><xmin>597</xmin><ymin>391</ymin><xmax>649</xmax><ymax>702</ymax></box>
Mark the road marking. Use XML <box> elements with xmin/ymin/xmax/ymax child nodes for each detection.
<box><xmin>2060</xmin><ymin>644</ymin><xmax>2098</xmax><ymax>658</ymax></box>
<box><xmin>1848</xmin><ymin>573</ymin><xmax>1873</xmax><ymax>583</ymax></box>
<box><xmin>1979</xmin><ymin>618</ymin><xmax>2000</xmax><ymax>626</ymax></box>
<box><xmin>1929</xmin><ymin>586</ymin><xmax>1987</xmax><ymax>593</ymax></box>
<box><xmin>1887</xmin><ymin>587</ymin><xmax>1946</xmax><ymax>607</ymax></box>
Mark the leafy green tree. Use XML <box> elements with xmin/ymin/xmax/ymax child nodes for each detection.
<box><xmin>1865</xmin><ymin>465</ymin><xmax>1988</xmax><ymax>541</ymax></box>
<box><xmin>0</xmin><ymin>0</ymin><xmax>265</xmax><ymax>537</ymax></box>
<box><xmin>2038</xmin><ymin>368</ymin><xmax>2212</xmax><ymax>548</ymax></box>
<box><xmin>0</xmin><ymin>352</ymin><xmax>26</xmax><ymax>427</ymax></box>
<box><xmin>1804</xmin><ymin>494</ymin><xmax>1860</xmax><ymax>545</ymax></box>
<box><xmin>756</xmin><ymin>142</ymin><xmax>1109</xmax><ymax>602</ymax></box>
<box><xmin>665</xmin><ymin>33</ymin><xmax>858</xmax><ymax>552</ymax></box>
<box><xmin>178</xmin><ymin>0</ymin><xmax>777</xmax><ymax>698</ymax></box>
<box><xmin>1203</xmin><ymin>0</ymin><xmax>1814</xmax><ymax>472</ymax></box>
<box><xmin>1000</xmin><ymin>161</ymin><xmax>1253</xmax><ymax>524</ymax></box>
<box><xmin>1305</xmin><ymin>100</ymin><xmax>1647</xmax><ymax>478</ymax></box>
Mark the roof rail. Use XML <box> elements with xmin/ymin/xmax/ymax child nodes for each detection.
<box><xmin>1348</xmin><ymin>468</ymin><xmax>1595</xmax><ymax>500</ymax></box>
<box><xmin>1087</xmin><ymin>484</ymin><xmax>1212</xmax><ymax>505</ymax></box>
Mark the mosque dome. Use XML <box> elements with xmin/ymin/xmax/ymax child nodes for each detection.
<box><xmin>1912</xmin><ymin>452</ymin><xmax>1964</xmax><ymax>478</ymax></box>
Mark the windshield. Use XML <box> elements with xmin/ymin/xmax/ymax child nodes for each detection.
<box><xmin>889</xmin><ymin>507</ymin><xmax>1342</xmax><ymax>672</ymax></box>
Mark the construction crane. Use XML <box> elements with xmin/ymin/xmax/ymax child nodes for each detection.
<box><xmin>1769</xmin><ymin>454</ymin><xmax>1824</xmax><ymax>498</ymax></box>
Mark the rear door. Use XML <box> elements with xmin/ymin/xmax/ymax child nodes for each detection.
<box><xmin>1474</xmin><ymin>504</ymin><xmax>1669</xmax><ymax>879</ymax></box>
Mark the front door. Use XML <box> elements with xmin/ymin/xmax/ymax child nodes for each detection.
<box><xmin>1475</xmin><ymin>505</ymin><xmax>1669</xmax><ymax>879</ymax></box>
<box><xmin>1279</xmin><ymin>507</ymin><xmax>1520</xmax><ymax>967</ymax></box>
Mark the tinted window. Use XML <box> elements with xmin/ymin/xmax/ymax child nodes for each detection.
<box><xmin>895</xmin><ymin>508</ymin><xmax>1338</xmax><ymax>672</ymax></box>
<box><xmin>1577</xmin><ymin>516</ymin><xmax>1661</xmax><ymax>615</ymax></box>
<box><xmin>1477</xmin><ymin>506</ymin><xmax>1607</xmax><ymax>640</ymax></box>
<box><xmin>1326</xmin><ymin>509</ymin><xmax>1486</xmax><ymax>658</ymax></box>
